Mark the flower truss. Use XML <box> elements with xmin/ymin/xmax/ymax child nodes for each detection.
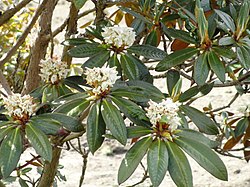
<box><xmin>101</xmin><ymin>26</ymin><xmax>136</xmax><ymax>49</ymax></box>
<box><xmin>84</xmin><ymin>66</ymin><xmax>120</xmax><ymax>97</ymax></box>
<box><xmin>39</xmin><ymin>57</ymin><xmax>70</xmax><ymax>84</ymax></box>
<box><xmin>146</xmin><ymin>98</ymin><xmax>181</xmax><ymax>140</ymax></box>
<box><xmin>2</xmin><ymin>93</ymin><xmax>37</xmax><ymax>121</ymax></box>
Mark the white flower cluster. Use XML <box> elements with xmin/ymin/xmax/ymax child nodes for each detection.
<box><xmin>101</xmin><ymin>26</ymin><xmax>136</xmax><ymax>48</ymax></box>
<box><xmin>3</xmin><ymin>93</ymin><xmax>37</xmax><ymax>119</ymax></box>
<box><xmin>146</xmin><ymin>98</ymin><xmax>181</xmax><ymax>130</ymax></box>
<box><xmin>84</xmin><ymin>67</ymin><xmax>120</xmax><ymax>96</ymax></box>
<box><xmin>39</xmin><ymin>58</ymin><xmax>70</xmax><ymax>84</ymax></box>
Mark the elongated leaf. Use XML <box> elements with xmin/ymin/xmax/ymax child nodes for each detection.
<box><xmin>35</xmin><ymin>113</ymin><xmax>83</xmax><ymax>132</ymax></box>
<box><xmin>101</xmin><ymin>99</ymin><xmax>127</xmax><ymax>145</ymax></box>
<box><xmin>87</xmin><ymin>102</ymin><xmax>106</xmax><ymax>154</ymax></box>
<box><xmin>179</xmin><ymin>86</ymin><xmax>199</xmax><ymax>102</ymax></box>
<box><xmin>0</xmin><ymin>128</ymin><xmax>22</xmax><ymax>178</ymax></box>
<box><xmin>195</xmin><ymin>6</ymin><xmax>209</xmax><ymax>43</ymax></box>
<box><xmin>163</xmin><ymin>28</ymin><xmax>197</xmax><ymax>44</ymax></box>
<box><xmin>166</xmin><ymin>141</ymin><xmax>192</xmax><ymax>187</ymax></box>
<box><xmin>131</xmin><ymin>18</ymin><xmax>145</xmax><ymax>35</ymax></box>
<box><xmin>208</xmin><ymin>51</ymin><xmax>225</xmax><ymax>82</ymax></box>
<box><xmin>176</xmin><ymin>129</ymin><xmax>219</xmax><ymax>148</ymax></box>
<box><xmin>223</xmin><ymin>135</ymin><xmax>243</xmax><ymax>150</ymax></box>
<box><xmin>180</xmin><ymin>105</ymin><xmax>219</xmax><ymax>135</ymax></box>
<box><xmin>68</xmin><ymin>43</ymin><xmax>106</xmax><ymax>58</ymax></box>
<box><xmin>219</xmin><ymin>37</ymin><xmax>235</xmax><ymax>46</ymax></box>
<box><xmin>119</xmin><ymin>7</ymin><xmax>151</xmax><ymax>24</ymax></box>
<box><xmin>194</xmin><ymin>53</ymin><xmax>209</xmax><ymax>86</ymax></box>
<box><xmin>62</xmin><ymin>38</ymin><xmax>88</xmax><ymax>46</ymax></box>
<box><xmin>235</xmin><ymin>118</ymin><xmax>249</xmax><ymax>137</ymax></box>
<box><xmin>147</xmin><ymin>139</ymin><xmax>168</xmax><ymax>187</ymax></box>
<box><xmin>126</xmin><ymin>126</ymin><xmax>152</xmax><ymax>139</ymax></box>
<box><xmin>127</xmin><ymin>45</ymin><xmax>166</xmax><ymax>60</ymax></box>
<box><xmin>236</xmin><ymin>1</ymin><xmax>250</xmax><ymax>37</ymax></box>
<box><xmin>111</xmin><ymin>96</ymin><xmax>150</xmax><ymax>127</ymax></box>
<box><xmin>166</xmin><ymin>70</ymin><xmax>180</xmax><ymax>96</ymax></box>
<box><xmin>82</xmin><ymin>50</ymin><xmax>110</xmax><ymax>69</ymax></box>
<box><xmin>213</xmin><ymin>47</ymin><xmax>236</xmax><ymax>59</ymax></box>
<box><xmin>236</xmin><ymin>46</ymin><xmax>250</xmax><ymax>69</ymax></box>
<box><xmin>120</xmin><ymin>54</ymin><xmax>140</xmax><ymax>80</ymax></box>
<box><xmin>29</xmin><ymin>117</ymin><xmax>62</xmax><ymax>135</ymax></box>
<box><xmin>0</xmin><ymin>126</ymin><xmax>15</xmax><ymax>142</ymax></box>
<box><xmin>25</xmin><ymin>123</ymin><xmax>52</xmax><ymax>162</ymax></box>
<box><xmin>175</xmin><ymin>137</ymin><xmax>228</xmax><ymax>180</ymax></box>
<box><xmin>118</xmin><ymin>136</ymin><xmax>153</xmax><ymax>184</ymax></box>
<box><xmin>214</xmin><ymin>9</ymin><xmax>235</xmax><ymax>32</ymax></box>
<box><xmin>156</xmin><ymin>48</ymin><xmax>198</xmax><ymax>71</ymax></box>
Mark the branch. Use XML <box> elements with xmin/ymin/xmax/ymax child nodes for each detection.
<box><xmin>0</xmin><ymin>0</ymin><xmax>32</xmax><ymax>26</ymax></box>
<box><xmin>0</xmin><ymin>70</ymin><xmax>12</xmax><ymax>96</ymax></box>
<box><xmin>15</xmin><ymin>155</ymin><xmax>41</xmax><ymax>171</ymax></box>
<box><xmin>0</xmin><ymin>0</ymin><xmax>50</xmax><ymax>68</ymax></box>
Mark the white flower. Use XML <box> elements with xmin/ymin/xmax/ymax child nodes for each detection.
<box><xmin>101</xmin><ymin>26</ymin><xmax>136</xmax><ymax>48</ymax></box>
<box><xmin>84</xmin><ymin>66</ymin><xmax>120</xmax><ymax>96</ymax></box>
<box><xmin>3</xmin><ymin>93</ymin><xmax>37</xmax><ymax>119</ymax></box>
<box><xmin>146</xmin><ymin>98</ymin><xmax>181</xmax><ymax>131</ymax></box>
<box><xmin>39</xmin><ymin>58</ymin><xmax>70</xmax><ymax>84</ymax></box>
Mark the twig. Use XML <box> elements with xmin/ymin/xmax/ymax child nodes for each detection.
<box><xmin>15</xmin><ymin>155</ymin><xmax>41</xmax><ymax>171</ymax></box>
<box><xmin>0</xmin><ymin>0</ymin><xmax>32</xmax><ymax>26</ymax></box>
<box><xmin>0</xmin><ymin>70</ymin><xmax>12</xmax><ymax>95</ymax></box>
<box><xmin>215</xmin><ymin>149</ymin><xmax>243</xmax><ymax>160</ymax></box>
<box><xmin>0</xmin><ymin>0</ymin><xmax>50</xmax><ymax>68</ymax></box>
<box><xmin>129</xmin><ymin>162</ymin><xmax>149</xmax><ymax>187</ymax></box>
<box><xmin>78</xmin><ymin>138</ymin><xmax>89</xmax><ymax>187</ymax></box>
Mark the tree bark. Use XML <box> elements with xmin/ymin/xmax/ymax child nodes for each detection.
<box><xmin>22</xmin><ymin>0</ymin><xmax>59</xmax><ymax>94</ymax></box>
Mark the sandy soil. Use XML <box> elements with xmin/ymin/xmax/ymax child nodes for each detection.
<box><xmin>6</xmin><ymin>1</ymin><xmax>250</xmax><ymax>186</ymax></box>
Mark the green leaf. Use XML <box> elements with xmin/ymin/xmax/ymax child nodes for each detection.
<box><xmin>208</xmin><ymin>51</ymin><xmax>225</xmax><ymax>82</ymax></box>
<box><xmin>214</xmin><ymin>9</ymin><xmax>235</xmax><ymax>32</ymax></box>
<box><xmin>101</xmin><ymin>99</ymin><xmax>127</xmax><ymax>145</ymax></box>
<box><xmin>120</xmin><ymin>54</ymin><xmax>140</xmax><ymax>80</ymax></box>
<box><xmin>127</xmin><ymin>45</ymin><xmax>166</xmax><ymax>60</ymax></box>
<box><xmin>163</xmin><ymin>28</ymin><xmax>197</xmax><ymax>44</ymax></box>
<box><xmin>29</xmin><ymin>117</ymin><xmax>62</xmax><ymax>135</ymax></box>
<box><xmin>199</xmin><ymin>82</ymin><xmax>214</xmax><ymax>95</ymax></box>
<box><xmin>0</xmin><ymin>128</ymin><xmax>22</xmax><ymax>178</ymax></box>
<box><xmin>62</xmin><ymin>38</ymin><xmax>88</xmax><ymax>46</ymax></box>
<box><xmin>73</xmin><ymin>0</ymin><xmax>87</xmax><ymax>10</ymax></box>
<box><xmin>119</xmin><ymin>7</ymin><xmax>151</xmax><ymax>24</ymax></box>
<box><xmin>118</xmin><ymin>136</ymin><xmax>153</xmax><ymax>184</ymax></box>
<box><xmin>64</xmin><ymin>76</ymin><xmax>85</xmax><ymax>92</ymax></box>
<box><xmin>87</xmin><ymin>102</ymin><xmax>106</xmax><ymax>154</ymax></box>
<box><xmin>219</xmin><ymin>37</ymin><xmax>235</xmax><ymax>46</ymax></box>
<box><xmin>147</xmin><ymin>139</ymin><xmax>168</xmax><ymax>187</ymax></box>
<box><xmin>68</xmin><ymin>43</ymin><xmax>106</xmax><ymax>58</ymax></box>
<box><xmin>156</xmin><ymin>48</ymin><xmax>198</xmax><ymax>71</ymax></box>
<box><xmin>195</xmin><ymin>6</ymin><xmax>209</xmax><ymax>43</ymax></box>
<box><xmin>166</xmin><ymin>69</ymin><xmax>180</xmax><ymax>96</ymax></box>
<box><xmin>82</xmin><ymin>50</ymin><xmax>110</xmax><ymax>69</ymax></box>
<box><xmin>35</xmin><ymin>113</ymin><xmax>84</xmax><ymax>132</ymax></box>
<box><xmin>19</xmin><ymin>178</ymin><xmax>29</xmax><ymax>187</ymax></box>
<box><xmin>25</xmin><ymin>123</ymin><xmax>52</xmax><ymax>162</ymax></box>
<box><xmin>235</xmin><ymin>118</ymin><xmax>249</xmax><ymax>137</ymax></box>
<box><xmin>111</xmin><ymin>96</ymin><xmax>150</xmax><ymax>127</ymax></box>
<box><xmin>175</xmin><ymin>137</ymin><xmax>228</xmax><ymax>181</ymax></box>
<box><xmin>0</xmin><ymin>125</ymin><xmax>15</xmax><ymax>142</ymax></box>
<box><xmin>54</xmin><ymin>98</ymin><xmax>90</xmax><ymax>117</ymax></box>
<box><xmin>131</xmin><ymin>18</ymin><xmax>145</xmax><ymax>35</ymax></box>
<box><xmin>213</xmin><ymin>47</ymin><xmax>236</xmax><ymax>59</ymax></box>
<box><xmin>171</xmin><ymin>78</ymin><xmax>182</xmax><ymax>99</ymax></box>
<box><xmin>236</xmin><ymin>1</ymin><xmax>250</xmax><ymax>37</ymax></box>
<box><xmin>194</xmin><ymin>53</ymin><xmax>209</xmax><ymax>86</ymax></box>
<box><xmin>236</xmin><ymin>46</ymin><xmax>250</xmax><ymax>69</ymax></box>
<box><xmin>176</xmin><ymin>129</ymin><xmax>219</xmax><ymax>148</ymax></box>
<box><xmin>179</xmin><ymin>86</ymin><xmax>199</xmax><ymax>102</ymax></box>
<box><xmin>145</xmin><ymin>30</ymin><xmax>159</xmax><ymax>46</ymax></box>
<box><xmin>166</xmin><ymin>141</ymin><xmax>192</xmax><ymax>187</ymax></box>
<box><xmin>126</xmin><ymin>126</ymin><xmax>152</xmax><ymax>139</ymax></box>
<box><xmin>180</xmin><ymin>105</ymin><xmax>219</xmax><ymax>135</ymax></box>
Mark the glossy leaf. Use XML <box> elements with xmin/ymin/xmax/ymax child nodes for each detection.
<box><xmin>156</xmin><ymin>48</ymin><xmax>198</xmax><ymax>71</ymax></box>
<box><xmin>120</xmin><ymin>54</ymin><xmax>140</xmax><ymax>80</ymax></box>
<box><xmin>213</xmin><ymin>46</ymin><xmax>236</xmax><ymax>59</ymax></box>
<box><xmin>145</xmin><ymin>29</ymin><xmax>160</xmax><ymax>47</ymax></box>
<box><xmin>235</xmin><ymin>118</ymin><xmax>249</xmax><ymax>137</ymax></box>
<box><xmin>35</xmin><ymin>113</ymin><xmax>83</xmax><ymax>132</ymax></box>
<box><xmin>0</xmin><ymin>128</ymin><xmax>22</xmax><ymax>178</ymax></box>
<box><xmin>175</xmin><ymin>137</ymin><xmax>228</xmax><ymax>181</ymax></box>
<box><xmin>214</xmin><ymin>9</ymin><xmax>235</xmax><ymax>32</ymax></box>
<box><xmin>147</xmin><ymin>139</ymin><xmax>168</xmax><ymax>187</ymax></box>
<box><xmin>236</xmin><ymin>46</ymin><xmax>250</xmax><ymax>69</ymax></box>
<box><xmin>87</xmin><ymin>102</ymin><xmax>105</xmax><ymax>154</ymax></box>
<box><xmin>101</xmin><ymin>99</ymin><xmax>127</xmax><ymax>145</ymax></box>
<box><xmin>68</xmin><ymin>43</ymin><xmax>106</xmax><ymax>58</ymax></box>
<box><xmin>126</xmin><ymin>126</ymin><xmax>152</xmax><ymax>139</ymax></box>
<box><xmin>25</xmin><ymin>123</ymin><xmax>52</xmax><ymax>162</ymax></box>
<box><xmin>223</xmin><ymin>135</ymin><xmax>243</xmax><ymax>150</ymax></box>
<box><xmin>119</xmin><ymin>7</ymin><xmax>151</xmax><ymax>24</ymax></box>
<box><xmin>164</xmin><ymin>28</ymin><xmax>197</xmax><ymax>44</ymax></box>
<box><xmin>82</xmin><ymin>50</ymin><xmax>110</xmax><ymax>69</ymax></box>
<box><xmin>127</xmin><ymin>45</ymin><xmax>166</xmax><ymax>60</ymax></box>
<box><xmin>179</xmin><ymin>86</ymin><xmax>199</xmax><ymax>102</ymax></box>
<box><xmin>118</xmin><ymin>136</ymin><xmax>152</xmax><ymax>184</ymax></box>
<box><xmin>176</xmin><ymin>129</ymin><xmax>219</xmax><ymax>148</ymax></box>
<box><xmin>180</xmin><ymin>105</ymin><xmax>219</xmax><ymax>135</ymax></box>
<box><xmin>195</xmin><ymin>6</ymin><xmax>209</xmax><ymax>43</ymax></box>
<box><xmin>208</xmin><ymin>51</ymin><xmax>225</xmax><ymax>82</ymax></box>
<box><xmin>166</xmin><ymin>69</ymin><xmax>180</xmax><ymax>96</ymax></box>
<box><xmin>219</xmin><ymin>37</ymin><xmax>235</xmax><ymax>46</ymax></box>
<box><xmin>166</xmin><ymin>141</ymin><xmax>192</xmax><ymax>187</ymax></box>
<box><xmin>73</xmin><ymin>0</ymin><xmax>87</xmax><ymax>10</ymax></box>
<box><xmin>194</xmin><ymin>53</ymin><xmax>209</xmax><ymax>86</ymax></box>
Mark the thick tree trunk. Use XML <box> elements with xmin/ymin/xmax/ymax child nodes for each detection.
<box><xmin>22</xmin><ymin>0</ymin><xmax>59</xmax><ymax>94</ymax></box>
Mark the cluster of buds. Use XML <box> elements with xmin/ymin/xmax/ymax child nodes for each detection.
<box><xmin>101</xmin><ymin>26</ymin><xmax>136</xmax><ymax>49</ymax></box>
<box><xmin>84</xmin><ymin>66</ymin><xmax>120</xmax><ymax>97</ymax></box>
<box><xmin>146</xmin><ymin>98</ymin><xmax>181</xmax><ymax>137</ymax></box>
<box><xmin>3</xmin><ymin>93</ymin><xmax>37</xmax><ymax>122</ymax></box>
<box><xmin>39</xmin><ymin>57</ymin><xmax>70</xmax><ymax>84</ymax></box>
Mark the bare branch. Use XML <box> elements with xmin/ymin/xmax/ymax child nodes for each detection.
<box><xmin>0</xmin><ymin>0</ymin><xmax>32</xmax><ymax>26</ymax></box>
<box><xmin>0</xmin><ymin>0</ymin><xmax>50</xmax><ymax>68</ymax></box>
